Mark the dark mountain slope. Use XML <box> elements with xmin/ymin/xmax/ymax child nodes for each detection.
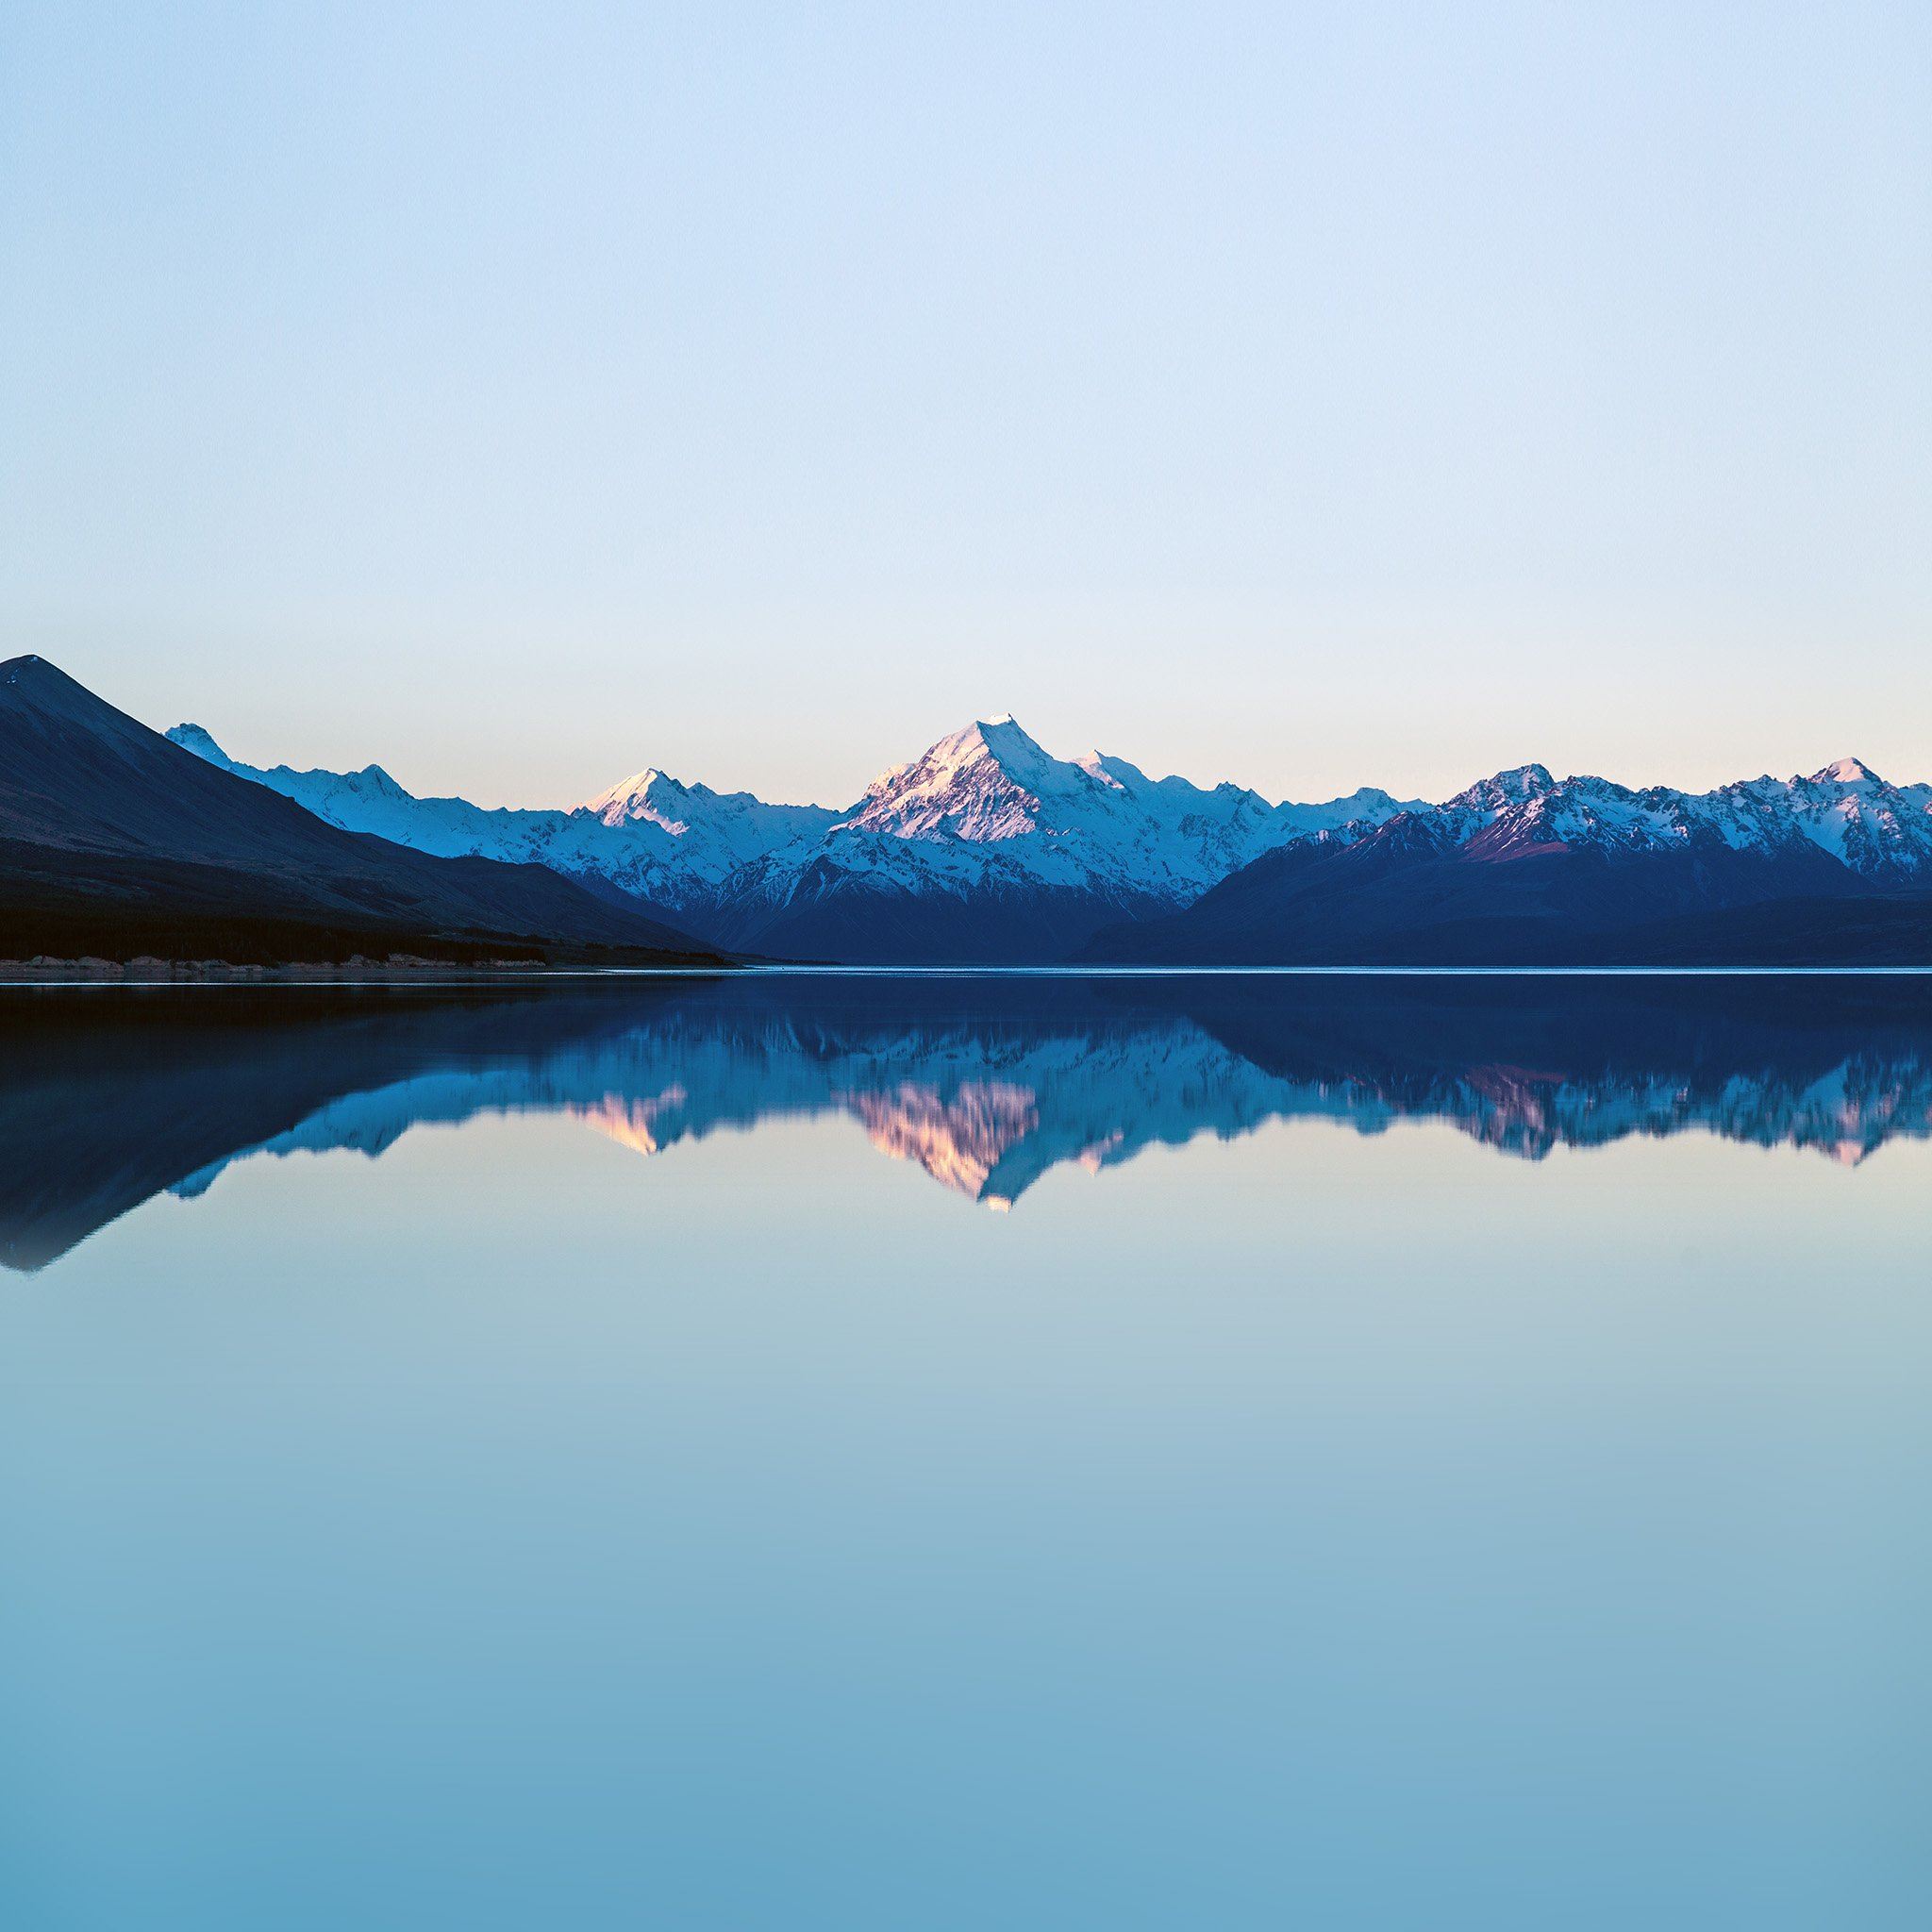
<box><xmin>0</xmin><ymin>657</ymin><xmax>724</xmax><ymax>964</ymax></box>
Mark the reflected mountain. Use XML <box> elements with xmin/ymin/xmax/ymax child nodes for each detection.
<box><xmin>6</xmin><ymin>972</ymin><xmax>1932</xmax><ymax>1269</ymax></box>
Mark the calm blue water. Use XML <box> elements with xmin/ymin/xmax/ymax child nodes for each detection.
<box><xmin>3</xmin><ymin>973</ymin><xmax>1930</xmax><ymax>1929</ymax></box>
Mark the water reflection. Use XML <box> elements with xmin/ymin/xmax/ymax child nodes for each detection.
<box><xmin>5</xmin><ymin>972</ymin><xmax>1931</xmax><ymax>1269</ymax></box>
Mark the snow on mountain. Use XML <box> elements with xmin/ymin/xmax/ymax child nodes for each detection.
<box><xmin>171</xmin><ymin>726</ymin><xmax>497</xmax><ymax>856</ymax></box>
<box><xmin>1361</xmin><ymin>755</ymin><xmax>1932</xmax><ymax>878</ymax></box>
<box><xmin>824</xmin><ymin>715</ymin><xmax>1421</xmax><ymax>899</ymax></box>
<box><xmin>846</xmin><ymin>717</ymin><xmax>1068</xmax><ymax>844</ymax></box>
<box><xmin>168</xmin><ymin>713</ymin><xmax>1424</xmax><ymax>939</ymax></box>
<box><xmin>166</xmin><ymin>712</ymin><xmax>1931</xmax><ymax>961</ymax></box>
<box><xmin>578</xmin><ymin>765</ymin><xmax>835</xmax><ymax>868</ymax></box>
<box><xmin>165</xmin><ymin>724</ymin><xmax>838</xmax><ymax>908</ymax></box>
<box><xmin>1731</xmin><ymin>759</ymin><xmax>1932</xmax><ymax>874</ymax></box>
<box><xmin>671</xmin><ymin>717</ymin><xmax>1430</xmax><ymax>960</ymax></box>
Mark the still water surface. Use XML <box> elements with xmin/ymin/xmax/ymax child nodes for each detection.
<box><xmin>3</xmin><ymin>973</ymin><xmax>1930</xmax><ymax>1928</ymax></box>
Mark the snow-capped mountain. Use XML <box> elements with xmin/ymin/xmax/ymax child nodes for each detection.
<box><xmin>1419</xmin><ymin>757</ymin><xmax>1932</xmax><ymax>876</ymax></box>
<box><xmin>167</xmin><ymin>713</ymin><xmax>1423</xmax><ymax>958</ymax></box>
<box><xmin>166</xmin><ymin>708</ymin><xmax>1930</xmax><ymax>962</ymax></box>
<box><xmin>841</xmin><ymin>716</ymin><xmax>1407</xmax><ymax>891</ymax></box>
<box><xmin>167</xmin><ymin>723</ymin><xmax>839</xmax><ymax>914</ymax></box>
<box><xmin>702</xmin><ymin>716</ymin><xmax>1424</xmax><ymax>958</ymax></box>
<box><xmin>1094</xmin><ymin>756</ymin><xmax>1932</xmax><ymax>966</ymax></box>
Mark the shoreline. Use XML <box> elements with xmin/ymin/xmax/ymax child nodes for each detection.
<box><xmin>0</xmin><ymin>954</ymin><xmax>712</xmax><ymax>983</ymax></box>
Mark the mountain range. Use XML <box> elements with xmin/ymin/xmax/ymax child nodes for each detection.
<box><xmin>169</xmin><ymin>693</ymin><xmax>1931</xmax><ymax>965</ymax></box>
<box><xmin>0</xmin><ymin>656</ymin><xmax>722</xmax><ymax>967</ymax></box>
<box><xmin>169</xmin><ymin>710</ymin><xmax>1424</xmax><ymax>961</ymax></box>
<box><xmin>0</xmin><ymin>653</ymin><xmax>1925</xmax><ymax>966</ymax></box>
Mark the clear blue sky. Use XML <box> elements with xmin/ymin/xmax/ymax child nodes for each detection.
<box><xmin>3</xmin><ymin>1</ymin><xmax>1925</xmax><ymax>808</ymax></box>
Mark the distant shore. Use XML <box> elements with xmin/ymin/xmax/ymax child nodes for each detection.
<box><xmin>0</xmin><ymin>954</ymin><xmax>589</xmax><ymax>982</ymax></box>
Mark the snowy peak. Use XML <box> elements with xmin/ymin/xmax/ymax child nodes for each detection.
<box><xmin>580</xmin><ymin>766</ymin><xmax>691</xmax><ymax>830</ymax></box>
<box><xmin>574</xmin><ymin>763</ymin><xmax>839</xmax><ymax>874</ymax></box>
<box><xmin>350</xmin><ymin>761</ymin><xmax>409</xmax><ymax>800</ymax></box>
<box><xmin>583</xmin><ymin>764</ymin><xmax>668</xmax><ymax>808</ymax></box>
<box><xmin>1807</xmin><ymin>756</ymin><xmax>1884</xmax><ymax>790</ymax></box>
<box><xmin>1448</xmin><ymin>763</ymin><xmax>1558</xmax><ymax>814</ymax></box>
<box><xmin>167</xmin><ymin>722</ymin><xmax>233</xmax><ymax>767</ymax></box>
<box><xmin>927</xmin><ymin>715</ymin><xmax>1061</xmax><ymax>787</ymax></box>
<box><xmin>1328</xmin><ymin>786</ymin><xmax>1405</xmax><ymax>815</ymax></box>
<box><xmin>845</xmin><ymin>716</ymin><xmax>1081</xmax><ymax>843</ymax></box>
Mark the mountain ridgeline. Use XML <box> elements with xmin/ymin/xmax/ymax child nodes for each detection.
<box><xmin>167</xmin><ymin>694</ymin><xmax>1932</xmax><ymax>966</ymax></box>
<box><xmin>0</xmin><ymin>657</ymin><xmax>724</xmax><ymax>966</ymax></box>
<box><xmin>1</xmin><ymin>655</ymin><xmax>1926</xmax><ymax>966</ymax></box>
<box><xmin>169</xmin><ymin>709</ymin><xmax>1426</xmax><ymax>963</ymax></box>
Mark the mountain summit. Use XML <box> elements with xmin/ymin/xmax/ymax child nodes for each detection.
<box><xmin>843</xmin><ymin>717</ymin><xmax>1068</xmax><ymax>842</ymax></box>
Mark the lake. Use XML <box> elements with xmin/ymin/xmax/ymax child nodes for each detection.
<box><xmin>3</xmin><ymin>971</ymin><xmax>1929</xmax><ymax>1929</ymax></box>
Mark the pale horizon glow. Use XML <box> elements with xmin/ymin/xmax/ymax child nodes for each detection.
<box><xmin>3</xmin><ymin>1</ymin><xmax>1927</xmax><ymax>808</ymax></box>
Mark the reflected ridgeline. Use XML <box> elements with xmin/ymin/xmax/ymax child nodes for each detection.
<box><xmin>5</xmin><ymin>973</ymin><xmax>1931</xmax><ymax>1269</ymax></box>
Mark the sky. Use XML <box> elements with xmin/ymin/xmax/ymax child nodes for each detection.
<box><xmin>2</xmin><ymin>0</ymin><xmax>1926</xmax><ymax>810</ymax></box>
